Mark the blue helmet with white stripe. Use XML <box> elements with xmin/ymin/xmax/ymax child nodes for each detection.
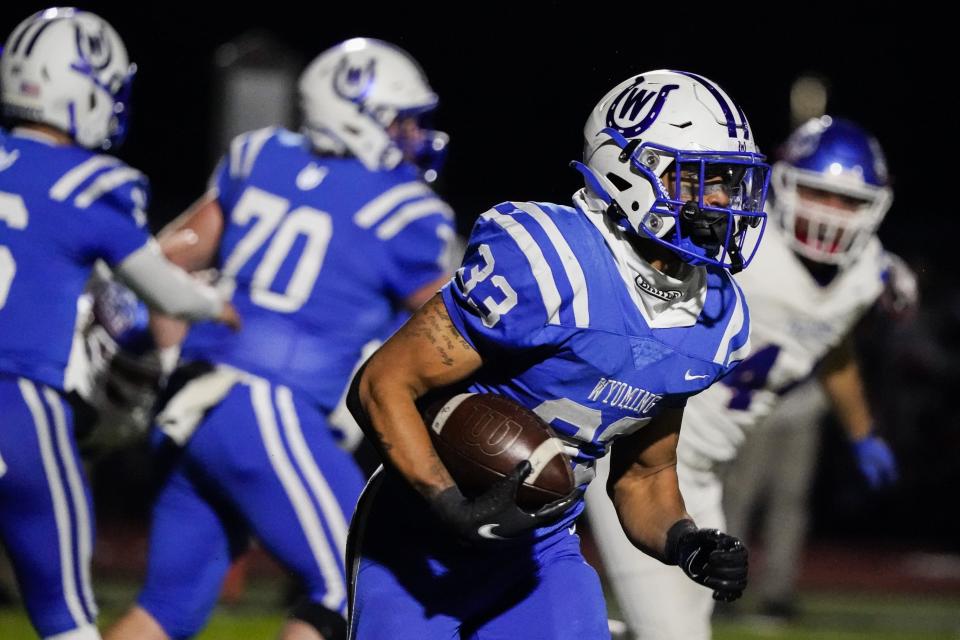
<box><xmin>773</xmin><ymin>116</ymin><xmax>892</xmax><ymax>266</ymax></box>
<box><xmin>573</xmin><ymin>70</ymin><xmax>770</xmax><ymax>272</ymax></box>
<box><xmin>1</xmin><ymin>8</ymin><xmax>135</xmax><ymax>149</ymax></box>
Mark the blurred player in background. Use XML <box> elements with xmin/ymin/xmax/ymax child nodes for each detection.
<box><xmin>722</xmin><ymin>250</ymin><xmax>917</xmax><ymax>621</ymax></box>
<box><xmin>105</xmin><ymin>38</ymin><xmax>456</xmax><ymax>640</ymax></box>
<box><xmin>0</xmin><ymin>8</ymin><xmax>238</xmax><ymax>640</ymax></box>
<box><xmin>347</xmin><ymin>70</ymin><xmax>770</xmax><ymax>639</ymax></box>
<box><xmin>586</xmin><ymin>115</ymin><xmax>899</xmax><ymax>639</ymax></box>
<box><xmin>68</xmin><ymin>271</ymin><xmax>174</xmax><ymax>460</ymax></box>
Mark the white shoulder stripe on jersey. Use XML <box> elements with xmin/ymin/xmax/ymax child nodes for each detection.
<box><xmin>727</xmin><ymin>334</ymin><xmax>751</xmax><ymax>366</ymax></box>
<box><xmin>0</xmin><ymin>447</ymin><xmax>6</xmax><ymax>478</ymax></box>
<box><xmin>430</xmin><ymin>393</ymin><xmax>476</xmax><ymax>434</ymax></box>
<box><xmin>513</xmin><ymin>203</ymin><xmax>590</xmax><ymax>328</ymax></box>
<box><xmin>482</xmin><ymin>209</ymin><xmax>562</xmax><ymax>325</ymax></box>
<box><xmin>375</xmin><ymin>198</ymin><xmax>454</xmax><ymax>240</ymax></box>
<box><xmin>228</xmin><ymin>133</ymin><xmax>245</xmax><ymax>177</ymax></box>
<box><xmin>713</xmin><ymin>272</ymin><xmax>745</xmax><ymax>365</ymax></box>
<box><xmin>248</xmin><ymin>378</ymin><xmax>346</xmax><ymax>611</ymax></box>
<box><xmin>275</xmin><ymin>385</ymin><xmax>351</xmax><ymax>557</ymax></box>
<box><xmin>227</xmin><ymin>127</ymin><xmax>275</xmax><ymax>178</ymax></box>
<box><xmin>45</xmin><ymin>387</ymin><xmax>97</xmax><ymax>618</ymax></box>
<box><xmin>49</xmin><ymin>156</ymin><xmax>120</xmax><ymax>202</ymax></box>
<box><xmin>18</xmin><ymin>379</ymin><xmax>88</xmax><ymax>628</ymax></box>
<box><xmin>73</xmin><ymin>167</ymin><xmax>143</xmax><ymax>209</ymax></box>
<box><xmin>353</xmin><ymin>182</ymin><xmax>433</xmax><ymax>228</ymax></box>
<box><xmin>239</xmin><ymin>127</ymin><xmax>276</xmax><ymax>178</ymax></box>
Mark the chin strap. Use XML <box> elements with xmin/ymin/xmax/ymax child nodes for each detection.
<box><xmin>679</xmin><ymin>201</ymin><xmax>744</xmax><ymax>273</ymax></box>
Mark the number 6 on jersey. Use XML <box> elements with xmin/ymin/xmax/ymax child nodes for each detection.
<box><xmin>0</xmin><ymin>191</ymin><xmax>29</xmax><ymax>310</ymax></box>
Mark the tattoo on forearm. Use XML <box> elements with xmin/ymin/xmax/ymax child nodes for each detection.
<box><xmin>407</xmin><ymin>297</ymin><xmax>470</xmax><ymax>368</ymax></box>
<box><xmin>413</xmin><ymin>454</ymin><xmax>454</xmax><ymax>499</ymax></box>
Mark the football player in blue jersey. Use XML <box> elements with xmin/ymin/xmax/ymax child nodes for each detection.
<box><xmin>104</xmin><ymin>38</ymin><xmax>456</xmax><ymax>640</ymax></box>
<box><xmin>346</xmin><ymin>70</ymin><xmax>771</xmax><ymax>639</ymax></box>
<box><xmin>0</xmin><ymin>9</ymin><xmax>239</xmax><ymax>640</ymax></box>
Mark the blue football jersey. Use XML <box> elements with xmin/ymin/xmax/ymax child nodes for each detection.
<box><xmin>441</xmin><ymin>200</ymin><xmax>750</xmax><ymax>470</ymax></box>
<box><xmin>0</xmin><ymin>129</ymin><xmax>151</xmax><ymax>389</ymax></box>
<box><xmin>181</xmin><ymin>128</ymin><xmax>455</xmax><ymax>411</ymax></box>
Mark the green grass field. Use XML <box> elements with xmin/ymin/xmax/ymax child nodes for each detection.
<box><xmin>2</xmin><ymin>587</ymin><xmax>958</xmax><ymax>639</ymax></box>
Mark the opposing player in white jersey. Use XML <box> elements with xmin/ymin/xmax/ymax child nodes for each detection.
<box><xmin>586</xmin><ymin>115</ymin><xmax>898</xmax><ymax>639</ymax></box>
<box><xmin>0</xmin><ymin>9</ymin><xmax>237</xmax><ymax>640</ymax></box>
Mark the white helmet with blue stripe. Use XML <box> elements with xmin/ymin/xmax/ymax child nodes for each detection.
<box><xmin>298</xmin><ymin>38</ymin><xmax>448</xmax><ymax>179</ymax></box>
<box><xmin>574</xmin><ymin>70</ymin><xmax>771</xmax><ymax>272</ymax></box>
<box><xmin>1</xmin><ymin>7</ymin><xmax>135</xmax><ymax>149</ymax></box>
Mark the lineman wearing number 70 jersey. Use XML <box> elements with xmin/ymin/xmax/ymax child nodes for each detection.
<box><xmin>105</xmin><ymin>38</ymin><xmax>456</xmax><ymax>640</ymax></box>
<box><xmin>346</xmin><ymin>71</ymin><xmax>770</xmax><ymax>639</ymax></box>
<box><xmin>0</xmin><ymin>9</ymin><xmax>239</xmax><ymax>640</ymax></box>
<box><xmin>586</xmin><ymin>116</ymin><xmax>899</xmax><ymax>639</ymax></box>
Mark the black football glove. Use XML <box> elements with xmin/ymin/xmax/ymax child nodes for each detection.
<box><xmin>666</xmin><ymin>519</ymin><xmax>748</xmax><ymax>602</ymax></box>
<box><xmin>429</xmin><ymin>461</ymin><xmax>582</xmax><ymax>544</ymax></box>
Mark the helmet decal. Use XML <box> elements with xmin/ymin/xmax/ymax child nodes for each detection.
<box><xmin>299</xmin><ymin>38</ymin><xmax>445</xmax><ymax>176</ymax></box>
<box><xmin>74</xmin><ymin>22</ymin><xmax>112</xmax><ymax>71</ymax></box>
<box><xmin>333</xmin><ymin>57</ymin><xmax>375</xmax><ymax>106</ymax></box>
<box><xmin>605</xmin><ymin>76</ymin><xmax>679</xmax><ymax>138</ymax></box>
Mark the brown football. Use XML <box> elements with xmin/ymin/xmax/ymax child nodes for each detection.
<box><xmin>424</xmin><ymin>393</ymin><xmax>574</xmax><ymax>510</ymax></box>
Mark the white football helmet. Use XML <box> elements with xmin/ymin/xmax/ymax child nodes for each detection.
<box><xmin>1</xmin><ymin>8</ymin><xmax>136</xmax><ymax>149</ymax></box>
<box><xmin>772</xmin><ymin>116</ymin><xmax>892</xmax><ymax>266</ymax></box>
<box><xmin>574</xmin><ymin>70</ymin><xmax>771</xmax><ymax>272</ymax></box>
<box><xmin>298</xmin><ymin>38</ymin><xmax>447</xmax><ymax>177</ymax></box>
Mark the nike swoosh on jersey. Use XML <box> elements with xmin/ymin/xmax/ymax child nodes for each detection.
<box><xmin>684</xmin><ymin>370</ymin><xmax>710</xmax><ymax>380</ymax></box>
<box><xmin>477</xmin><ymin>524</ymin><xmax>506</xmax><ymax>540</ymax></box>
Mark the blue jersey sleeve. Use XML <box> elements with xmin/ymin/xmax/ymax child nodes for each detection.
<box><xmin>381</xmin><ymin>204</ymin><xmax>456</xmax><ymax>301</ymax></box>
<box><xmin>209</xmin><ymin>157</ymin><xmax>236</xmax><ymax>209</ymax></box>
<box><xmin>441</xmin><ymin>207</ymin><xmax>558</xmax><ymax>355</ymax></box>
<box><xmin>76</xmin><ymin>172</ymin><xmax>152</xmax><ymax>266</ymax></box>
<box><xmin>213</xmin><ymin>127</ymin><xmax>279</xmax><ymax>212</ymax></box>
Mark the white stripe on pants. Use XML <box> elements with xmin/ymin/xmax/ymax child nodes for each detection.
<box><xmin>247</xmin><ymin>377</ymin><xmax>346</xmax><ymax>611</ymax></box>
<box><xmin>17</xmin><ymin>379</ymin><xmax>92</xmax><ymax>630</ymax></box>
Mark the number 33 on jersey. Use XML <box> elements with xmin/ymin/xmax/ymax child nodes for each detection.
<box><xmin>440</xmin><ymin>199</ymin><xmax>751</xmax><ymax>469</ymax></box>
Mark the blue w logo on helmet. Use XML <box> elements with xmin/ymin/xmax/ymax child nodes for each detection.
<box><xmin>333</xmin><ymin>57</ymin><xmax>376</xmax><ymax>106</ymax></box>
<box><xmin>75</xmin><ymin>23</ymin><xmax>112</xmax><ymax>71</ymax></box>
<box><xmin>605</xmin><ymin>76</ymin><xmax>679</xmax><ymax>138</ymax></box>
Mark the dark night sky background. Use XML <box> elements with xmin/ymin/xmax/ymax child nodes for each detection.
<box><xmin>4</xmin><ymin>5</ymin><xmax>957</xmax><ymax>543</ymax></box>
<box><xmin>0</xmin><ymin>5</ymin><xmax>934</xmax><ymax>262</ymax></box>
